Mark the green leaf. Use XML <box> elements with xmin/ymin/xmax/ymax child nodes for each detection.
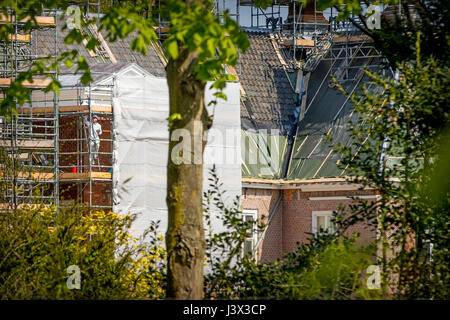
<box><xmin>166</xmin><ymin>39</ymin><xmax>179</xmax><ymax>60</ymax></box>
<box><xmin>80</xmin><ymin>71</ymin><xmax>93</xmax><ymax>85</ymax></box>
<box><xmin>130</xmin><ymin>35</ymin><xmax>147</xmax><ymax>55</ymax></box>
<box><xmin>64</xmin><ymin>59</ymin><xmax>74</xmax><ymax>68</ymax></box>
<box><xmin>213</xmin><ymin>91</ymin><xmax>227</xmax><ymax>101</ymax></box>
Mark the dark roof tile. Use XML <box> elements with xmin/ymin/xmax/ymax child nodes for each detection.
<box><xmin>238</xmin><ymin>32</ymin><xmax>297</xmax><ymax>134</ymax></box>
<box><xmin>35</xmin><ymin>16</ymin><xmax>166</xmax><ymax>78</ymax></box>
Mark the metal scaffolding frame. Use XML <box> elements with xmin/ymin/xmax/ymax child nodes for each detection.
<box><xmin>248</xmin><ymin>1</ymin><xmax>282</xmax><ymax>31</ymax></box>
<box><xmin>53</xmin><ymin>79</ymin><xmax>114</xmax><ymax>212</ymax></box>
<box><xmin>238</xmin><ymin>1</ymin><xmax>381</xmax><ymax>77</ymax></box>
<box><xmin>0</xmin><ymin>2</ymin><xmax>114</xmax><ymax>212</ymax></box>
<box><xmin>0</xmin><ymin>7</ymin><xmax>59</xmax><ymax>209</ymax></box>
<box><xmin>214</xmin><ymin>0</ymin><xmax>241</xmax><ymax>25</ymax></box>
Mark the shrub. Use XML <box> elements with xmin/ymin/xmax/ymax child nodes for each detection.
<box><xmin>0</xmin><ymin>204</ymin><xmax>165</xmax><ymax>299</ymax></box>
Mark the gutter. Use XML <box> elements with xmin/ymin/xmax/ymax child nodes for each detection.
<box><xmin>242</xmin><ymin>176</ymin><xmax>400</xmax><ymax>191</ymax></box>
<box><xmin>242</xmin><ymin>177</ymin><xmax>380</xmax><ymax>192</ymax></box>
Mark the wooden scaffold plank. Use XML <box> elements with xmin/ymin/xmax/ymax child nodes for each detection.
<box><xmin>0</xmin><ymin>78</ymin><xmax>52</xmax><ymax>88</ymax></box>
<box><xmin>2</xmin><ymin>34</ymin><xmax>30</xmax><ymax>42</ymax></box>
<box><xmin>0</xmin><ymin>171</ymin><xmax>54</xmax><ymax>180</ymax></box>
<box><xmin>282</xmin><ymin>39</ymin><xmax>315</xmax><ymax>47</ymax></box>
<box><xmin>0</xmin><ymin>203</ymin><xmax>50</xmax><ymax>211</ymax></box>
<box><xmin>332</xmin><ymin>35</ymin><xmax>370</xmax><ymax>43</ymax></box>
<box><xmin>1</xmin><ymin>171</ymin><xmax>111</xmax><ymax>181</ymax></box>
<box><xmin>21</xmin><ymin>105</ymin><xmax>113</xmax><ymax>114</ymax></box>
<box><xmin>0</xmin><ymin>140</ymin><xmax>54</xmax><ymax>150</ymax></box>
<box><xmin>60</xmin><ymin>172</ymin><xmax>112</xmax><ymax>181</ymax></box>
<box><xmin>0</xmin><ymin>15</ymin><xmax>55</xmax><ymax>26</ymax></box>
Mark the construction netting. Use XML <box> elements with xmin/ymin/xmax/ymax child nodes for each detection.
<box><xmin>108</xmin><ymin>67</ymin><xmax>241</xmax><ymax>238</ymax></box>
<box><xmin>241</xmin><ymin>130</ymin><xmax>288</xmax><ymax>179</ymax></box>
<box><xmin>286</xmin><ymin>58</ymin><xmax>380</xmax><ymax>180</ymax></box>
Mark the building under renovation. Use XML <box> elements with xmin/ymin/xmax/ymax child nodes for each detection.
<box><xmin>1</xmin><ymin>1</ymin><xmax>389</xmax><ymax>261</ymax></box>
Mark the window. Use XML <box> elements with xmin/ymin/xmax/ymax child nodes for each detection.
<box><xmin>242</xmin><ymin>209</ymin><xmax>258</xmax><ymax>257</ymax></box>
<box><xmin>312</xmin><ymin>211</ymin><xmax>337</xmax><ymax>235</ymax></box>
<box><xmin>423</xmin><ymin>229</ymin><xmax>434</xmax><ymax>262</ymax></box>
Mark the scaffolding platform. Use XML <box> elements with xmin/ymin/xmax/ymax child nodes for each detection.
<box><xmin>5</xmin><ymin>34</ymin><xmax>31</xmax><ymax>42</ymax></box>
<box><xmin>60</xmin><ymin>172</ymin><xmax>112</xmax><ymax>181</ymax></box>
<box><xmin>282</xmin><ymin>38</ymin><xmax>315</xmax><ymax>47</ymax></box>
<box><xmin>0</xmin><ymin>171</ymin><xmax>54</xmax><ymax>180</ymax></box>
<box><xmin>0</xmin><ymin>78</ymin><xmax>52</xmax><ymax>88</ymax></box>
<box><xmin>0</xmin><ymin>15</ymin><xmax>56</xmax><ymax>26</ymax></box>
<box><xmin>153</xmin><ymin>26</ymin><xmax>169</xmax><ymax>33</ymax></box>
<box><xmin>332</xmin><ymin>35</ymin><xmax>371</xmax><ymax>43</ymax></box>
<box><xmin>0</xmin><ymin>203</ymin><xmax>50</xmax><ymax>211</ymax></box>
<box><xmin>21</xmin><ymin>105</ymin><xmax>113</xmax><ymax>114</ymax></box>
<box><xmin>0</xmin><ymin>139</ymin><xmax>55</xmax><ymax>150</ymax></box>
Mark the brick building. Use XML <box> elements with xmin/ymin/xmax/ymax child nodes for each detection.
<box><xmin>237</xmin><ymin>25</ymin><xmax>381</xmax><ymax>261</ymax></box>
<box><xmin>1</xmin><ymin>5</ymin><xmax>383</xmax><ymax>262</ymax></box>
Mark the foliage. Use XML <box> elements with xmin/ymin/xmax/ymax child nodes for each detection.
<box><xmin>0</xmin><ymin>201</ymin><xmax>166</xmax><ymax>299</ymax></box>
<box><xmin>203</xmin><ymin>167</ymin><xmax>383</xmax><ymax>299</ymax></box>
<box><xmin>0</xmin><ymin>0</ymin><xmax>254</xmax><ymax>300</ymax></box>
<box><xmin>0</xmin><ymin>0</ymin><xmax>251</xmax><ymax>116</ymax></box>
<box><xmin>316</xmin><ymin>0</ymin><xmax>450</xmax><ymax>68</ymax></box>
<box><xmin>332</xmin><ymin>37</ymin><xmax>450</xmax><ymax>299</ymax></box>
<box><xmin>281</xmin><ymin>238</ymin><xmax>381</xmax><ymax>300</ymax></box>
<box><xmin>203</xmin><ymin>165</ymin><xmax>263</xmax><ymax>297</ymax></box>
<box><xmin>162</xmin><ymin>0</ymin><xmax>249</xmax><ymax>82</ymax></box>
<box><xmin>0</xmin><ymin>0</ymin><xmax>96</xmax><ymax>116</ymax></box>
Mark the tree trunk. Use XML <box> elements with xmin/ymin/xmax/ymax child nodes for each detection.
<box><xmin>165</xmin><ymin>46</ymin><xmax>210</xmax><ymax>299</ymax></box>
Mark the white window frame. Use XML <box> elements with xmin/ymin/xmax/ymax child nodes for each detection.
<box><xmin>312</xmin><ymin>211</ymin><xmax>337</xmax><ymax>235</ymax></box>
<box><xmin>242</xmin><ymin>209</ymin><xmax>258</xmax><ymax>257</ymax></box>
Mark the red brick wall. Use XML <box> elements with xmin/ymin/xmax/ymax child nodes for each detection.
<box><xmin>82</xmin><ymin>181</ymin><xmax>113</xmax><ymax>208</ymax></box>
<box><xmin>58</xmin><ymin>115</ymin><xmax>112</xmax><ymax>208</ymax></box>
<box><xmin>59</xmin><ymin>115</ymin><xmax>112</xmax><ymax>172</ymax></box>
<box><xmin>242</xmin><ymin>188</ymin><xmax>283</xmax><ymax>262</ymax></box>
<box><xmin>59</xmin><ymin>115</ymin><xmax>78</xmax><ymax>170</ymax></box>
<box><xmin>59</xmin><ymin>180</ymin><xmax>112</xmax><ymax>209</ymax></box>
<box><xmin>59</xmin><ymin>182</ymin><xmax>79</xmax><ymax>203</ymax></box>
<box><xmin>242</xmin><ymin>187</ymin><xmax>378</xmax><ymax>262</ymax></box>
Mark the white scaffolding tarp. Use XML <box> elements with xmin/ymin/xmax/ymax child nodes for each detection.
<box><xmin>110</xmin><ymin>66</ymin><xmax>241</xmax><ymax>239</ymax></box>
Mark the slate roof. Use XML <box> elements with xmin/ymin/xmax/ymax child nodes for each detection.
<box><xmin>239</xmin><ymin>30</ymin><xmax>381</xmax><ymax>180</ymax></box>
<box><xmin>237</xmin><ymin>32</ymin><xmax>297</xmax><ymax>135</ymax></box>
<box><xmin>58</xmin><ymin>62</ymin><xmax>149</xmax><ymax>86</ymax></box>
<box><xmin>33</xmin><ymin>17</ymin><xmax>381</xmax><ymax>181</ymax></box>
<box><xmin>107</xmin><ymin>34</ymin><xmax>166</xmax><ymax>77</ymax></box>
<box><xmin>36</xmin><ymin>19</ymin><xmax>97</xmax><ymax>66</ymax></box>
<box><xmin>35</xmin><ymin>15</ymin><xmax>166</xmax><ymax>77</ymax></box>
<box><xmin>286</xmin><ymin>57</ymin><xmax>382</xmax><ymax>180</ymax></box>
